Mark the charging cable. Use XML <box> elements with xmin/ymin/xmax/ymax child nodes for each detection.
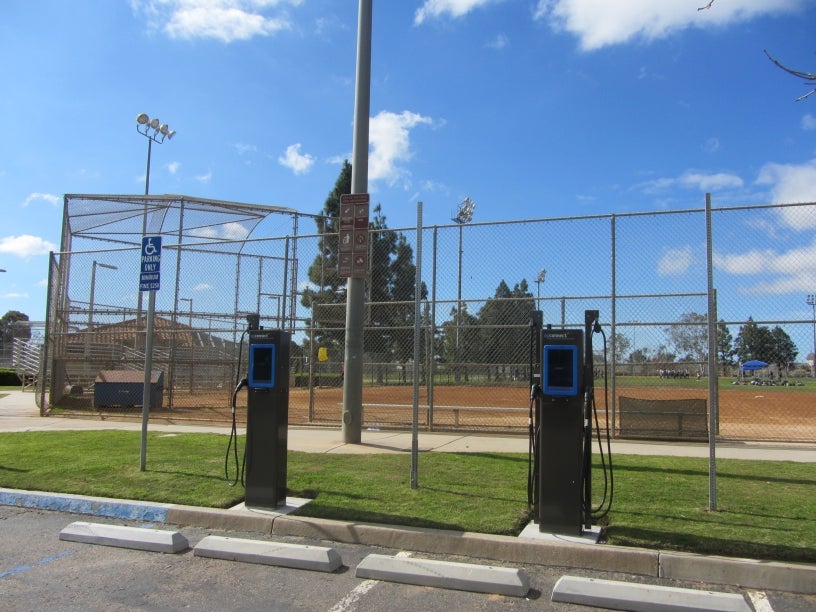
<box><xmin>224</xmin><ymin>329</ymin><xmax>250</xmax><ymax>487</ymax></box>
<box><xmin>587</xmin><ymin>322</ymin><xmax>614</xmax><ymax>521</ymax></box>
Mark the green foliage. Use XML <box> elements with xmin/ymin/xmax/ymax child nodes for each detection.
<box><xmin>1</xmin><ymin>311</ymin><xmax>30</xmax><ymax>344</ymax></box>
<box><xmin>300</xmin><ymin>162</ymin><xmax>426</xmax><ymax>363</ymax></box>
<box><xmin>0</xmin><ymin>369</ymin><xmax>20</xmax><ymax>385</ymax></box>
<box><xmin>735</xmin><ymin>317</ymin><xmax>798</xmax><ymax>371</ymax></box>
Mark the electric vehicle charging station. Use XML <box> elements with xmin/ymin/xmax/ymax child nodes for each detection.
<box><xmin>532</xmin><ymin>310</ymin><xmax>607</xmax><ymax>537</ymax></box>
<box><xmin>244</xmin><ymin>327</ymin><xmax>290</xmax><ymax>510</ymax></box>
<box><xmin>537</xmin><ymin>326</ymin><xmax>586</xmax><ymax>535</ymax></box>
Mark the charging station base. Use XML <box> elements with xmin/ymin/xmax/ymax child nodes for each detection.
<box><xmin>518</xmin><ymin>522</ymin><xmax>602</xmax><ymax>545</ymax></box>
<box><xmin>231</xmin><ymin>496</ymin><xmax>313</xmax><ymax>516</ymax></box>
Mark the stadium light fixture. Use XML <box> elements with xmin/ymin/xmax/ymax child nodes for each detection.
<box><xmin>452</xmin><ymin>197</ymin><xmax>476</xmax><ymax>367</ymax></box>
<box><xmin>536</xmin><ymin>268</ymin><xmax>547</xmax><ymax>309</ymax></box>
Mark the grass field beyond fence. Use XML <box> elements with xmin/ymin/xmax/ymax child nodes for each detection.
<box><xmin>0</xmin><ymin>430</ymin><xmax>813</xmax><ymax>564</ymax></box>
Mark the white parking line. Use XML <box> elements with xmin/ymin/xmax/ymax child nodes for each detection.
<box><xmin>747</xmin><ymin>590</ymin><xmax>775</xmax><ymax>612</ymax></box>
<box><xmin>328</xmin><ymin>551</ymin><xmax>412</xmax><ymax>612</ymax></box>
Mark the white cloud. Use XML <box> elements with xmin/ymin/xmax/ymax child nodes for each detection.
<box><xmin>533</xmin><ymin>0</ymin><xmax>803</xmax><ymax>51</ymax></box>
<box><xmin>188</xmin><ymin>221</ymin><xmax>248</xmax><ymax>240</ymax></box>
<box><xmin>637</xmin><ymin>170</ymin><xmax>743</xmax><ymax>195</ymax></box>
<box><xmin>278</xmin><ymin>143</ymin><xmax>315</xmax><ymax>175</ymax></box>
<box><xmin>714</xmin><ymin>240</ymin><xmax>816</xmax><ymax>295</ymax></box>
<box><xmin>414</xmin><ymin>0</ymin><xmax>500</xmax><ymax>25</ymax></box>
<box><xmin>195</xmin><ymin>170</ymin><xmax>212</xmax><ymax>183</ymax></box>
<box><xmin>221</xmin><ymin>222</ymin><xmax>250</xmax><ymax>240</ymax></box>
<box><xmin>657</xmin><ymin>245</ymin><xmax>693</xmax><ymax>276</ymax></box>
<box><xmin>679</xmin><ymin>171</ymin><xmax>743</xmax><ymax>191</ymax></box>
<box><xmin>369</xmin><ymin>110</ymin><xmax>433</xmax><ymax>187</ymax></box>
<box><xmin>486</xmin><ymin>33</ymin><xmax>509</xmax><ymax>50</ymax></box>
<box><xmin>234</xmin><ymin>143</ymin><xmax>257</xmax><ymax>155</ymax></box>
<box><xmin>756</xmin><ymin>158</ymin><xmax>816</xmax><ymax>204</ymax></box>
<box><xmin>802</xmin><ymin>114</ymin><xmax>816</xmax><ymax>131</ymax></box>
<box><xmin>193</xmin><ymin>283</ymin><xmax>212</xmax><ymax>291</ymax></box>
<box><xmin>22</xmin><ymin>193</ymin><xmax>60</xmax><ymax>207</ymax></box>
<box><xmin>132</xmin><ymin>0</ymin><xmax>301</xmax><ymax>42</ymax></box>
<box><xmin>0</xmin><ymin>235</ymin><xmax>57</xmax><ymax>258</ymax></box>
<box><xmin>166</xmin><ymin>161</ymin><xmax>181</xmax><ymax>174</ymax></box>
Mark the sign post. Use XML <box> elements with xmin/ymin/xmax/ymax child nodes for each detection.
<box><xmin>139</xmin><ymin>236</ymin><xmax>161</xmax><ymax>471</ymax></box>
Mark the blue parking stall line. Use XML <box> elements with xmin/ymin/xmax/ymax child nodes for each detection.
<box><xmin>0</xmin><ymin>551</ymin><xmax>71</xmax><ymax>579</ymax></box>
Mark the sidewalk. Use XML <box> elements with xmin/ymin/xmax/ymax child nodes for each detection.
<box><xmin>1</xmin><ymin>388</ymin><xmax>815</xmax><ymax>596</ymax></box>
<box><xmin>1</xmin><ymin>390</ymin><xmax>814</xmax><ymax>462</ymax></box>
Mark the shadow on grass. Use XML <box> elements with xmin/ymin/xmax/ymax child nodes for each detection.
<box><xmin>613</xmin><ymin>462</ymin><xmax>815</xmax><ymax>487</ymax></box>
<box><xmin>620</xmin><ymin>507</ymin><xmax>806</xmax><ymax>532</ymax></box>
<box><xmin>609</xmin><ymin>524</ymin><xmax>816</xmax><ymax>564</ymax></box>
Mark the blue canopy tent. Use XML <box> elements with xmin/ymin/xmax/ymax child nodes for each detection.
<box><xmin>739</xmin><ymin>360</ymin><xmax>768</xmax><ymax>380</ymax></box>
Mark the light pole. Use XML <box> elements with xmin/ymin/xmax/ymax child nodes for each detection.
<box><xmin>535</xmin><ymin>268</ymin><xmax>547</xmax><ymax>310</ymax></box>
<box><xmin>807</xmin><ymin>294</ymin><xmax>816</xmax><ymax>378</ymax></box>
<box><xmin>135</xmin><ymin>113</ymin><xmax>174</xmax><ymax>329</ymax></box>
<box><xmin>136</xmin><ymin>113</ymin><xmax>175</xmax><ymax>196</ymax></box>
<box><xmin>85</xmin><ymin>261</ymin><xmax>118</xmax><ymax>357</ymax></box>
<box><xmin>452</xmin><ymin>197</ymin><xmax>475</xmax><ymax>379</ymax></box>
<box><xmin>135</xmin><ymin>112</ymin><xmax>174</xmax><ymax>472</ymax></box>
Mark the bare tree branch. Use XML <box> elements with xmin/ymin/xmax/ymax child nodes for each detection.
<box><xmin>764</xmin><ymin>50</ymin><xmax>816</xmax><ymax>101</ymax></box>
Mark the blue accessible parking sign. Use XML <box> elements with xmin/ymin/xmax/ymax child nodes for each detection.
<box><xmin>139</xmin><ymin>236</ymin><xmax>162</xmax><ymax>291</ymax></box>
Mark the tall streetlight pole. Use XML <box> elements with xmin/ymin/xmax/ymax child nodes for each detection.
<box><xmin>135</xmin><ymin>112</ymin><xmax>174</xmax><ymax>472</ymax></box>
<box><xmin>135</xmin><ymin>113</ymin><xmax>175</xmax><ymax>328</ymax></box>
<box><xmin>535</xmin><ymin>268</ymin><xmax>547</xmax><ymax>311</ymax></box>
<box><xmin>452</xmin><ymin>197</ymin><xmax>475</xmax><ymax>379</ymax></box>
<box><xmin>341</xmin><ymin>0</ymin><xmax>372</xmax><ymax>444</ymax></box>
<box><xmin>85</xmin><ymin>260</ymin><xmax>118</xmax><ymax>358</ymax></box>
<box><xmin>807</xmin><ymin>294</ymin><xmax>816</xmax><ymax>378</ymax></box>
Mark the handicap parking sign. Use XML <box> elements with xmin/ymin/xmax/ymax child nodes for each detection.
<box><xmin>139</xmin><ymin>236</ymin><xmax>162</xmax><ymax>291</ymax></box>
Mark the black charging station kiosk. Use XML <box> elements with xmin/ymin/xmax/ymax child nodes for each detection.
<box><xmin>245</xmin><ymin>328</ymin><xmax>290</xmax><ymax>510</ymax></box>
<box><xmin>537</xmin><ymin>327</ymin><xmax>585</xmax><ymax>535</ymax></box>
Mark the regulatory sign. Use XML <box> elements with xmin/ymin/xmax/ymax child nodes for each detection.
<box><xmin>339</xmin><ymin>194</ymin><xmax>369</xmax><ymax>278</ymax></box>
<box><xmin>139</xmin><ymin>236</ymin><xmax>162</xmax><ymax>292</ymax></box>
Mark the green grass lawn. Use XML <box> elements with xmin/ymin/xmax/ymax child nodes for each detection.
<box><xmin>0</xmin><ymin>430</ymin><xmax>812</xmax><ymax>564</ymax></box>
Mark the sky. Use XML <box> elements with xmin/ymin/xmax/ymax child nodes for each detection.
<box><xmin>2</xmin><ymin>0</ymin><xmax>816</xmax><ymax>353</ymax></box>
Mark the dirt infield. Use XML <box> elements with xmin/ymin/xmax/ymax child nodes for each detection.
<box><xmin>298</xmin><ymin>383</ymin><xmax>815</xmax><ymax>441</ymax></box>
<box><xmin>58</xmin><ymin>381</ymin><xmax>815</xmax><ymax>442</ymax></box>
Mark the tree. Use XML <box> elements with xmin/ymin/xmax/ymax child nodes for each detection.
<box><xmin>734</xmin><ymin>317</ymin><xmax>774</xmax><ymax>364</ymax></box>
<box><xmin>475</xmin><ymin>279</ymin><xmax>535</xmax><ymax>367</ymax></box>
<box><xmin>651</xmin><ymin>344</ymin><xmax>677</xmax><ymax>364</ymax></box>
<box><xmin>1</xmin><ymin>311</ymin><xmax>30</xmax><ymax>346</ymax></box>
<box><xmin>768</xmin><ymin>326</ymin><xmax>798</xmax><ymax>376</ymax></box>
<box><xmin>300</xmin><ymin>161</ymin><xmax>426</xmax><ymax>363</ymax></box>
<box><xmin>611</xmin><ymin>332</ymin><xmax>631</xmax><ymax>363</ymax></box>
<box><xmin>365</xmin><ymin>207</ymin><xmax>427</xmax><ymax>364</ymax></box>
<box><xmin>716</xmin><ymin>319</ymin><xmax>736</xmax><ymax>374</ymax></box>
<box><xmin>300</xmin><ymin>161</ymin><xmax>350</xmax><ymax>352</ymax></box>
<box><xmin>440</xmin><ymin>303</ymin><xmax>478</xmax><ymax>365</ymax></box>
<box><xmin>665</xmin><ymin>312</ymin><xmax>708</xmax><ymax>362</ymax></box>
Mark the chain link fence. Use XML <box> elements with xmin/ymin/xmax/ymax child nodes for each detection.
<box><xmin>40</xmin><ymin>194</ymin><xmax>816</xmax><ymax>442</ymax></box>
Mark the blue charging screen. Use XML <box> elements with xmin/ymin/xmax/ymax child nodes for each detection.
<box><xmin>542</xmin><ymin>345</ymin><xmax>579</xmax><ymax>396</ymax></box>
<box><xmin>249</xmin><ymin>344</ymin><xmax>276</xmax><ymax>389</ymax></box>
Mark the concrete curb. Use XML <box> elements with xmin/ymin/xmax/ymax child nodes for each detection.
<box><xmin>163</xmin><ymin>506</ymin><xmax>816</xmax><ymax>595</ymax></box>
<box><xmin>3</xmin><ymin>488</ymin><xmax>815</xmax><ymax>595</ymax></box>
<box><xmin>659</xmin><ymin>551</ymin><xmax>816</xmax><ymax>595</ymax></box>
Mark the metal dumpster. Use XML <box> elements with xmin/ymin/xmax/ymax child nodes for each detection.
<box><xmin>93</xmin><ymin>370</ymin><xmax>164</xmax><ymax>410</ymax></box>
